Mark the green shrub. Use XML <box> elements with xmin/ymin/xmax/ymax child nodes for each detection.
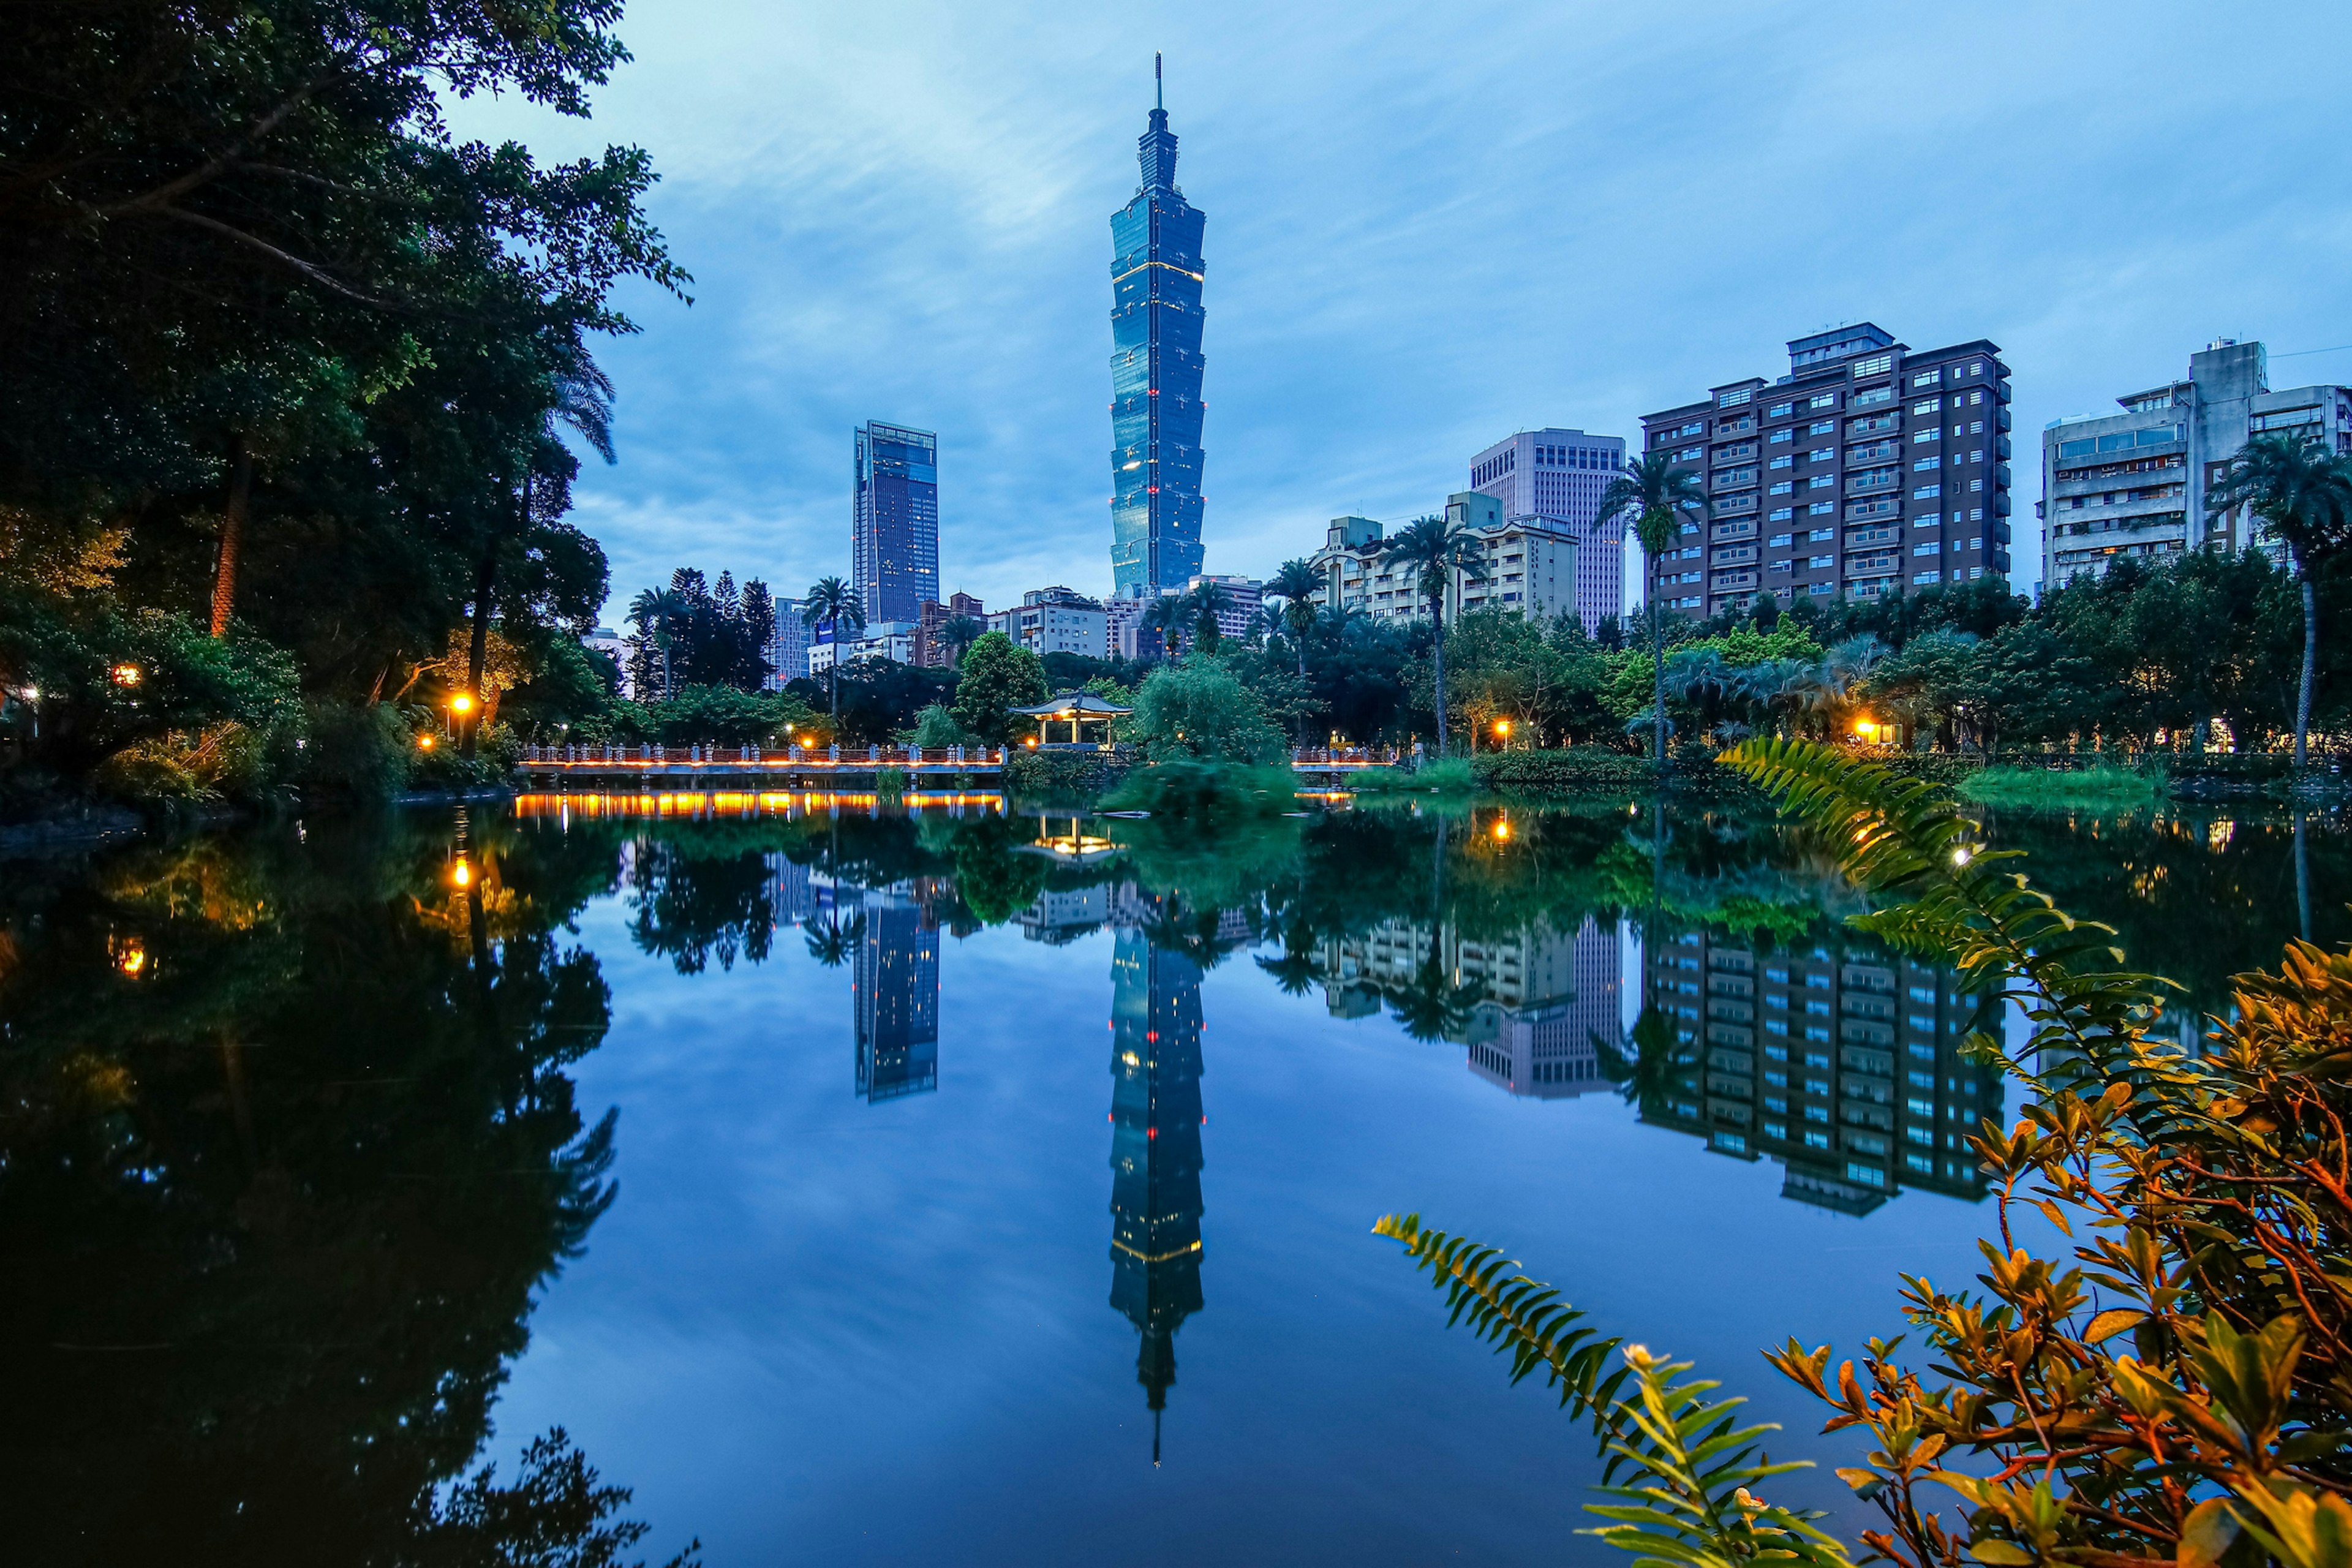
<box><xmin>1351</xmin><ymin>758</ymin><xmax>1478</xmax><ymax>794</ymax></box>
<box><xmin>1131</xmin><ymin>658</ymin><xmax>1287</xmax><ymax>765</ymax></box>
<box><xmin>874</xmin><ymin>765</ymin><xmax>907</xmax><ymax>801</ymax></box>
<box><xmin>951</xmin><ymin>632</ymin><xmax>1047</xmax><ymax>744</ymax></box>
<box><xmin>904</xmin><ymin>703</ymin><xmax>968</xmax><ymax>748</ymax></box>
<box><xmin>295</xmin><ymin>699</ymin><xmax>414</xmax><ymax>803</ymax></box>
<box><xmin>1958</xmin><ymin>763</ymin><xmax>2158</xmax><ymax>807</ymax></box>
<box><xmin>1098</xmin><ymin>758</ymin><xmax>1294</xmax><ymax>820</ymax></box>
<box><xmin>1471</xmin><ymin>747</ymin><xmax>1660</xmax><ymax>794</ymax></box>
<box><xmin>1003</xmin><ymin>746</ymin><xmax>1126</xmax><ymax>798</ymax></box>
<box><xmin>1379</xmin><ymin>738</ymin><xmax>2352</xmax><ymax>1568</ymax></box>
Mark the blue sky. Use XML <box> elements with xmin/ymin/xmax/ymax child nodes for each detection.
<box><xmin>454</xmin><ymin>1</ymin><xmax>2352</xmax><ymax>622</ymax></box>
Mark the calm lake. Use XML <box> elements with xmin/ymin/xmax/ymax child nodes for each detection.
<box><xmin>6</xmin><ymin>789</ymin><xmax>2345</xmax><ymax>1565</ymax></box>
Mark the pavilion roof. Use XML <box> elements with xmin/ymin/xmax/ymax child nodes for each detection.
<box><xmin>1009</xmin><ymin>690</ymin><xmax>1133</xmax><ymax>718</ymax></box>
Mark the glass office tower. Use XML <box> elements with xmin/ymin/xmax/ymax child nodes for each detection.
<box><xmin>1108</xmin><ymin>59</ymin><xmax>1207</xmax><ymax>600</ymax></box>
<box><xmin>853</xmin><ymin>887</ymin><xmax>940</xmax><ymax>1103</ymax></box>
<box><xmin>853</xmin><ymin>421</ymin><xmax>940</xmax><ymax>624</ymax></box>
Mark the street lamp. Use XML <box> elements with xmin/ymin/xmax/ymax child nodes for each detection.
<box><xmin>450</xmin><ymin>858</ymin><xmax>473</xmax><ymax>889</ymax></box>
<box><xmin>111</xmin><ymin>663</ymin><xmax>141</xmax><ymax>687</ymax></box>
<box><xmin>1494</xmin><ymin>718</ymin><xmax>1512</xmax><ymax>749</ymax></box>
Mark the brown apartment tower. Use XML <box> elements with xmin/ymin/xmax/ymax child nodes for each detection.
<box><xmin>1640</xmin><ymin>325</ymin><xmax>2015</xmax><ymax>619</ymax></box>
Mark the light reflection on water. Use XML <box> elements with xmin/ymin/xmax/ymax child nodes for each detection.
<box><xmin>2</xmin><ymin>793</ymin><xmax>2341</xmax><ymax>1565</ymax></box>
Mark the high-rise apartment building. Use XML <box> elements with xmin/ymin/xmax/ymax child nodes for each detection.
<box><xmin>1640</xmin><ymin>325</ymin><xmax>2015</xmax><ymax>619</ymax></box>
<box><xmin>852</xmin><ymin>421</ymin><xmax>940</xmax><ymax>624</ymax></box>
<box><xmin>1468</xmin><ymin>428</ymin><xmax>1627</xmax><ymax>628</ymax></box>
<box><xmin>1109</xmin><ymin>57</ymin><xmax>1207</xmax><ymax>601</ymax></box>
<box><xmin>2041</xmin><ymin>339</ymin><xmax>2352</xmax><ymax>586</ymax></box>
<box><xmin>1184</xmin><ymin>573</ymin><xmax>1262</xmax><ymax>641</ymax></box>
<box><xmin>1641</xmin><ymin>925</ymin><xmax>2002</xmax><ymax>1212</ymax></box>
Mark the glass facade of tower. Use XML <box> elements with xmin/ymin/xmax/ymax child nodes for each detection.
<box><xmin>1109</xmin><ymin>102</ymin><xmax>1207</xmax><ymax>599</ymax></box>
<box><xmin>854</xmin><ymin>888</ymin><xmax>939</xmax><ymax>1102</ymax></box>
<box><xmin>853</xmin><ymin>421</ymin><xmax>939</xmax><ymax>625</ymax></box>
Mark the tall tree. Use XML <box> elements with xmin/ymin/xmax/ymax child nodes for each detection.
<box><xmin>1378</xmin><ymin>514</ymin><xmax>1487</xmax><ymax>755</ymax></box>
<box><xmin>801</xmin><ymin>575</ymin><xmax>864</xmax><ymax>717</ymax></box>
<box><xmin>1596</xmin><ymin>451</ymin><xmax>1709</xmax><ymax>762</ymax></box>
<box><xmin>939</xmin><ymin>613</ymin><xmax>984</xmax><ymax>666</ymax></box>
<box><xmin>1188</xmin><ymin>579</ymin><xmax>1231</xmax><ymax>654</ymax></box>
<box><xmin>626</xmin><ymin>587</ymin><xmax>682</xmax><ymax>701</ymax></box>
<box><xmin>739</xmin><ymin>579</ymin><xmax>777</xmax><ymax>685</ymax></box>
<box><xmin>1268</xmin><ymin>557</ymin><xmax>1321</xmax><ymax>679</ymax></box>
<box><xmin>2206</xmin><ymin>432</ymin><xmax>2352</xmax><ymax>767</ymax></box>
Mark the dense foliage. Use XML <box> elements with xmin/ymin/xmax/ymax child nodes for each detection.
<box><xmin>1381</xmin><ymin>741</ymin><xmax>2352</xmax><ymax>1568</ymax></box>
<box><xmin>0</xmin><ymin>0</ymin><xmax>685</xmax><ymax>815</ymax></box>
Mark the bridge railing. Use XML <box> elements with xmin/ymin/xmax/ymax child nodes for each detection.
<box><xmin>518</xmin><ymin>744</ymin><xmax>1006</xmax><ymax>766</ymax></box>
<box><xmin>1290</xmin><ymin>746</ymin><xmax>1405</xmax><ymax>767</ymax></box>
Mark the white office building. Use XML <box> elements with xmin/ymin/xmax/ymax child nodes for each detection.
<box><xmin>1468</xmin><ymin>426</ymin><xmax>1628</xmax><ymax>629</ymax></box>
<box><xmin>987</xmin><ymin>587</ymin><xmax>1108</xmax><ymax>658</ymax></box>
<box><xmin>1309</xmin><ymin>494</ymin><xmax>1578</xmax><ymax>625</ymax></box>
<box><xmin>2041</xmin><ymin>338</ymin><xmax>2352</xmax><ymax>586</ymax></box>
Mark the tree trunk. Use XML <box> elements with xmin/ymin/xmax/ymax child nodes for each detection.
<box><xmin>2296</xmin><ymin>807</ymin><xmax>2313</xmax><ymax>944</ymax></box>
<box><xmin>209</xmin><ymin>437</ymin><xmax>253</xmax><ymax>638</ymax></box>
<box><xmin>1431</xmin><ymin>601</ymin><xmax>1448</xmax><ymax>756</ymax></box>
<box><xmin>462</xmin><ymin>548</ymin><xmax>495</xmax><ymax>759</ymax></box>
<box><xmin>1651</xmin><ymin>603</ymin><xmax>1666</xmax><ymax>763</ymax></box>
<box><xmin>2296</xmin><ymin>549</ymin><xmax>2318</xmax><ymax>771</ymax></box>
<box><xmin>827</xmin><ymin>616</ymin><xmax>839</xmax><ymax>716</ymax></box>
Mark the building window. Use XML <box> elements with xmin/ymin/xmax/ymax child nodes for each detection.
<box><xmin>1768</xmin><ymin>401</ymin><xmax>1793</xmax><ymax>418</ymax></box>
<box><xmin>1809</xmin><ymin>527</ymin><xmax>1834</xmax><ymax>541</ymax></box>
<box><xmin>1913</xmin><ymin>484</ymin><xmax>1942</xmax><ymax>499</ymax></box>
<box><xmin>1808</xmin><ymin>502</ymin><xmax>1834</xmax><ymax>516</ymax></box>
<box><xmin>1809</xmin><ymin>554</ymin><xmax>1833</xmax><ymax>568</ymax></box>
<box><xmin>1913</xmin><ymin>456</ymin><xmax>1940</xmax><ymax>471</ymax></box>
<box><xmin>1768</xmin><ymin>510</ymin><xmax>1793</xmax><ymax>523</ymax></box>
<box><xmin>1808</xmin><ymin>582</ymin><xmax>1833</xmax><ymax>595</ymax></box>
<box><xmin>1809</xmin><ymin>393</ymin><xmax>1838</xmax><ymax>409</ymax></box>
<box><xmin>1769</xmin><ymin>455</ymin><xmax>1793</xmax><ymax>470</ymax></box>
<box><xmin>1912</xmin><ymin>398</ymin><xmax>1940</xmax><ymax>415</ymax></box>
<box><xmin>1768</xmin><ymin>532</ymin><xmax>1793</xmax><ymax>545</ymax></box>
<box><xmin>1809</xmin><ymin>475</ymin><xmax>1834</xmax><ymax>489</ymax></box>
<box><xmin>1913</xmin><ymin>370</ymin><xmax>1942</xmax><ymax>387</ymax></box>
<box><xmin>1769</xmin><ymin>481</ymin><xmax>1793</xmax><ymax>496</ymax></box>
<box><xmin>1853</xmin><ymin>353</ymin><xmax>1893</xmax><ymax>376</ymax></box>
<box><xmin>1809</xmin><ymin>421</ymin><xmax>1836</xmax><ymax>435</ymax></box>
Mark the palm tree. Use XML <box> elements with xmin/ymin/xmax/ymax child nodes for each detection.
<box><xmin>1379</xmin><ymin>514</ymin><xmax>1488</xmax><ymax>755</ymax></box>
<box><xmin>939</xmin><ymin>612</ymin><xmax>983</xmax><ymax>666</ymax></box>
<box><xmin>801</xmin><ymin>575</ymin><xmax>865</xmax><ymax>717</ymax></box>
<box><xmin>1188</xmin><ymin>579</ymin><xmax>1231</xmax><ymax>653</ymax></box>
<box><xmin>2207</xmin><ymin>432</ymin><xmax>2352</xmax><ymax>767</ymax></box>
<box><xmin>1595</xmin><ymin>451</ymin><xmax>1709</xmax><ymax>762</ymax></box>
<box><xmin>805</xmin><ymin>911</ymin><xmax>865</xmax><ymax>967</ymax></box>
<box><xmin>1267</xmin><ymin>557</ymin><xmax>1323</xmax><ymax>679</ymax></box>
<box><xmin>626</xmin><ymin>586</ymin><xmax>684</xmax><ymax>701</ymax></box>
<box><xmin>1141</xmin><ymin>591</ymin><xmax>1188</xmax><ymax>660</ymax></box>
<box><xmin>1662</xmin><ymin>647</ymin><xmax>1740</xmax><ymax>745</ymax></box>
<box><xmin>1740</xmin><ymin>657</ymin><xmax>1820</xmax><ymax>739</ymax></box>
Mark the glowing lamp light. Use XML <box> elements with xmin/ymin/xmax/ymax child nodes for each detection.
<box><xmin>1493</xmin><ymin>818</ymin><xmax>1512</xmax><ymax>842</ymax></box>
<box><xmin>450</xmin><ymin>859</ymin><xmax>473</xmax><ymax>889</ymax></box>
<box><xmin>1952</xmin><ymin>846</ymin><xmax>1973</xmax><ymax>866</ymax></box>
<box><xmin>417</xmin><ymin>734</ymin><xmax>436</xmax><ymax>750</ymax></box>
<box><xmin>111</xmin><ymin>663</ymin><xmax>141</xmax><ymax>687</ymax></box>
<box><xmin>116</xmin><ymin>942</ymin><xmax>147</xmax><ymax>977</ymax></box>
<box><xmin>450</xmin><ymin>692</ymin><xmax>476</xmax><ymax>715</ymax></box>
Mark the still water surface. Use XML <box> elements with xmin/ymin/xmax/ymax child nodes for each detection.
<box><xmin>4</xmin><ymin>791</ymin><xmax>2343</xmax><ymax>1564</ymax></box>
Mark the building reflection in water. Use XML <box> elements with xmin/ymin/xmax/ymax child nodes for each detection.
<box><xmin>1106</xmin><ymin>897</ymin><xmax>1206</xmax><ymax>1465</ymax></box>
<box><xmin>1316</xmin><ymin>914</ymin><xmax>1622</xmax><ymax>1098</ymax></box>
<box><xmin>1642</xmin><ymin>927</ymin><xmax>2005</xmax><ymax>1213</ymax></box>
<box><xmin>854</xmin><ymin>884</ymin><xmax>940</xmax><ymax>1103</ymax></box>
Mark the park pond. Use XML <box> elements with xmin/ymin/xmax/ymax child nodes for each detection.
<box><xmin>4</xmin><ymin>787</ymin><xmax>2347</xmax><ymax>1565</ymax></box>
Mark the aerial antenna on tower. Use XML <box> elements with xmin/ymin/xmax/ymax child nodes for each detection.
<box><xmin>1155</xmin><ymin>51</ymin><xmax>1163</xmax><ymax>110</ymax></box>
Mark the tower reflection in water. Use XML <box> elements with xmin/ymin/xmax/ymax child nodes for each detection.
<box><xmin>854</xmin><ymin>885</ymin><xmax>940</xmax><ymax>1103</ymax></box>
<box><xmin>1106</xmin><ymin>899</ymin><xmax>1206</xmax><ymax>1465</ymax></box>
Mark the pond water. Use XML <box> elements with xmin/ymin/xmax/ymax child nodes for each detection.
<box><xmin>4</xmin><ymin>790</ymin><xmax>2345</xmax><ymax>1566</ymax></box>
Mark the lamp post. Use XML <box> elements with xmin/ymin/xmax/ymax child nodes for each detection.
<box><xmin>1494</xmin><ymin>718</ymin><xmax>1512</xmax><ymax>752</ymax></box>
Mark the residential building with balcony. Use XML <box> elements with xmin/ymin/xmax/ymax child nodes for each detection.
<box><xmin>1467</xmin><ymin>427</ymin><xmax>1629</xmax><ymax>628</ymax></box>
<box><xmin>2041</xmin><ymin>339</ymin><xmax>2352</xmax><ymax>586</ymax></box>
<box><xmin>1308</xmin><ymin>494</ymin><xmax>1578</xmax><ymax>625</ymax></box>
<box><xmin>1641</xmin><ymin>925</ymin><xmax>2003</xmax><ymax>1212</ymax></box>
<box><xmin>987</xmin><ymin>586</ymin><xmax>1109</xmax><ymax>658</ymax></box>
<box><xmin>1640</xmin><ymin>325</ymin><xmax>2015</xmax><ymax>619</ymax></box>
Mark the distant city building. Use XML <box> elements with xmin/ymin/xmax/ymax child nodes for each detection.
<box><xmin>1020</xmin><ymin>884</ymin><xmax>1110</xmax><ymax>944</ymax></box>
<box><xmin>1317</xmin><ymin>914</ymin><xmax>1618</xmax><ymax>1100</ymax></box>
<box><xmin>855</xmin><ymin>885</ymin><xmax>939</xmax><ymax>1104</ymax></box>
<box><xmin>914</xmin><ymin>591</ymin><xmax>986</xmax><ymax>668</ymax></box>
<box><xmin>1308</xmin><ymin>496</ymin><xmax>1577</xmax><ymax>624</ymax></box>
<box><xmin>764</xmin><ymin>599</ymin><xmax>809</xmax><ymax>689</ymax></box>
<box><xmin>2041</xmin><ymin>339</ymin><xmax>2352</xmax><ymax>586</ymax></box>
<box><xmin>853</xmin><ymin>421</ymin><xmax>940</xmax><ymax>624</ymax></box>
<box><xmin>989</xmin><ymin>587</ymin><xmax>1108</xmax><ymax>659</ymax></box>
<box><xmin>1640</xmin><ymin>925</ymin><xmax>2002</xmax><ymax>1212</ymax></box>
<box><xmin>1468</xmin><ymin>428</ymin><xmax>1627</xmax><ymax>629</ymax></box>
<box><xmin>1109</xmin><ymin>57</ymin><xmax>1207</xmax><ymax>601</ymax></box>
<box><xmin>1106</xmin><ymin>594</ymin><xmax>1158</xmax><ymax>662</ymax></box>
<box><xmin>1183</xmin><ymin>573</ymin><xmax>1262</xmax><ymax>641</ymax></box>
<box><xmin>1640</xmin><ymin>324</ymin><xmax>2015</xmax><ymax>618</ymax></box>
<box><xmin>581</xmin><ymin>626</ymin><xmax>632</xmax><ymax>699</ymax></box>
<box><xmin>809</xmin><ymin>619</ymin><xmax>918</xmax><ymax>674</ymax></box>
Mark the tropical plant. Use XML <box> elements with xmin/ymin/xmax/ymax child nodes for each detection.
<box><xmin>1379</xmin><ymin>514</ymin><xmax>1488</xmax><ymax>755</ymax></box>
<box><xmin>938</xmin><ymin>613</ymin><xmax>984</xmax><ymax>666</ymax></box>
<box><xmin>1382</xmin><ymin>737</ymin><xmax>2352</xmax><ymax>1568</ymax></box>
<box><xmin>626</xmin><ymin>587</ymin><xmax>683</xmax><ymax>701</ymax></box>
<box><xmin>2207</xmin><ymin>432</ymin><xmax>2352</xmax><ymax>767</ymax></box>
<box><xmin>1270</xmin><ymin>557</ymin><xmax>1324</xmax><ymax>679</ymax></box>
<box><xmin>1129</xmin><ymin>658</ymin><xmax>1287</xmax><ymax>764</ymax></box>
<box><xmin>1188</xmin><ymin>579</ymin><xmax>1232</xmax><ymax>654</ymax></box>
<box><xmin>1596</xmin><ymin>451</ymin><xmax>1709</xmax><ymax>761</ymax></box>
<box><xmin>1141</xmin><ymin>591</ymin><xmax>1189</xmax><ymax>659</ymax></box>
<box><xmin>804</xmin><ymin>912</ymin><xmax>865</xmax><ymax>968</ymax></box>
<box><xmin>801</xmin><ymin>575</ymin><xmax>865</xmax><ymax>717</ymax></box>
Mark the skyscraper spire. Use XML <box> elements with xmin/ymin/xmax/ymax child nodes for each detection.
<box><xmin>1155</xmin><ymin>50</ymin><xmax>1162</xmax><ymax>111</ymax></box>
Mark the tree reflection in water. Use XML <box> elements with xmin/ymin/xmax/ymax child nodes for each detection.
<box><xmin>0</xmin><ymin>816</ymin><xmax>694</xmax><ymax>1567</ymax></box>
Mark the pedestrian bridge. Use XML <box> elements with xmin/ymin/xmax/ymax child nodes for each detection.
<box><xmin>514</xmin><ymin>744</ymin><xmax>1408</xmax><ymax>783</ymax></box>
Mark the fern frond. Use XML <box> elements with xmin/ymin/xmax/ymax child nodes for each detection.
<box><xmin>1719</xmin><ymin>739</ymin><xmax>2173</xmax><ymax>1090</ymax></box>
<box><xmin>1373</xmin><ymin>1213</ymin><xmax>1631</xmax><ymax>1443</ymax></box>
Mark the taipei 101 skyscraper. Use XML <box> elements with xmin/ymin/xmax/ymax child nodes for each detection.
<box><xmin>1108</xmin><ymin>55</ymin><xmax>1206</xmax><ymax>600</ymax></box>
